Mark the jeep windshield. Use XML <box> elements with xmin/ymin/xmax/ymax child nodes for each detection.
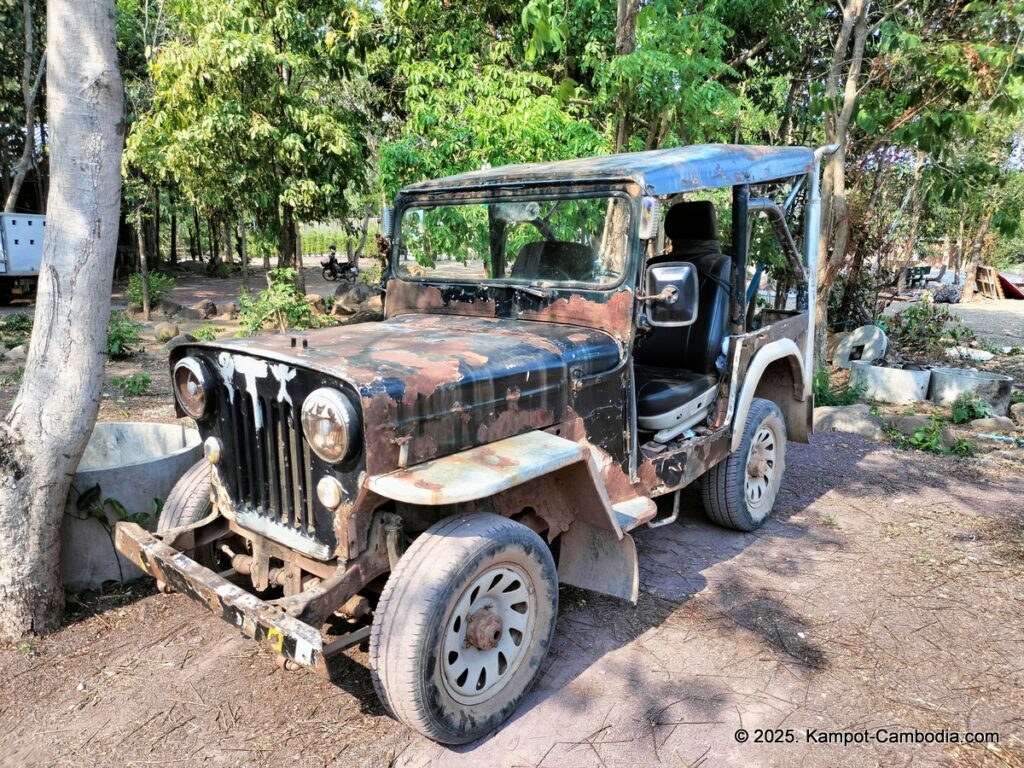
<box><xmin>395</xmin><ymin>195</ymin><xmax>632</xmax><ymax>288</ymax></box>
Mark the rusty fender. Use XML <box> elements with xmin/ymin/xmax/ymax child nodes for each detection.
<box><xmin>366</xmin><ymin>430</ymin><xmax>640</xmax><ymax>602</ymax></box>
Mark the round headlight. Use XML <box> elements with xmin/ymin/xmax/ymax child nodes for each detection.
<box><xmin>173</xmin><ymin>357</ymin><xmax>212</xmax><ymax>419</ymax></box>
<box><xmin>301</xmin><ymin>387</ymin><xmax>360</xmax><ymax>463</ymax></box>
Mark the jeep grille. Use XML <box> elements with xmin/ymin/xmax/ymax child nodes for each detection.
<box><xmin>217</xmin><ymin>384</ymin><xmax>332</xmax><ymax>559</ymax></box>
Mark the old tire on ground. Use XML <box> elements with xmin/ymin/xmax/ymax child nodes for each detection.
<box><xmin>370</xmin><ymin>512</ymin><xmax>558</xmax><ymax>744</ymax></box>
<box><xmin>156</xmin><ymin>460</ymin><xmax>216</xmax><ymax>571</ymax></box>
<box><xmin>701</xmin><ymin>397</ymin><xmax>786</xmax><ymax>532</ymax></box>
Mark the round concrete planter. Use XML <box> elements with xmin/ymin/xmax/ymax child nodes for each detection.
<box><xmin>849</xmin><ymin>360</ymin><xmax>931</xmax><ymax>404</ymax></box>
<box><xmin>928</xmin><ymin>367</ymin><xmax>1014</xmax><ymax>415</ymax></box>
<box><xmin>62</xmin><ymin>422</ymin><xmax>201</xmax><ymax>591</ymax></box>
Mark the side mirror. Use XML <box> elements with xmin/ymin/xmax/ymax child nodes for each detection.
<box><xmin>641</xmin><ymin>262</ymin><xmax>699</xmax><ymax>327</ymax></box>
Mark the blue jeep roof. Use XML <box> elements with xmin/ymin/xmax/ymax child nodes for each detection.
<box><xmin>402</xmin><ymin>144</ymin><xmax>815</xmax><ymax>197</ymax></box>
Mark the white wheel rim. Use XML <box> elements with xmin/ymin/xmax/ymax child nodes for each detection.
<box><xmin>745</xmin><ymin>424</ymin><xmax>779</xmax><ymax>519</ymax></box>
<box><xmin>440</xmin><ymin>563</ymin><xmax>536</xmax><ymax>706</ymax></box>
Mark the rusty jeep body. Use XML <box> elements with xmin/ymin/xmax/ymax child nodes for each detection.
<box><xmin>115</xmin><ymin>143</ymin><xmax>836</xmax><ymax>744</ymax></box>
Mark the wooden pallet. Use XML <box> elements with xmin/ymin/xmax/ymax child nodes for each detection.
<box><xmin>975</xmin><ymin>265</ymin><xmax>1004</xmax><ymax>299</ymax></box>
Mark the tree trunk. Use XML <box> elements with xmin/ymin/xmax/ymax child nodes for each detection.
<box><xmin>135</xmin><ymin>207</ymin><xmax>151</xmax><ymax>320</ymax></box>
<box><xmin>239</xmin><ymin>221</ymin><xmax>249</xmax><ymax>291</ymax></box>
<box><xmin>4</xmin><ymin>0</ymin><xmax>47</xmax><ymax>213</ymax></box>
<box><xmin>612</xmin><ymin>0</ymin><xmax>639</xmax><ymax>152</ymax></box>
<box><xmin>192</xmin><ymin>206</ymin><xmax>202</xmax><ymax>261</ymax></box>
<box><xmin>279</xmin><ymin>205</ymin><xmax>296</xmax><ymax>269</ymax></box>
<box><xmin>208</xmin><ymin>215</ymin><xmax>219</xmax><ymax>263</ymax></box>
<box><xmin>294</xmin><ymin>221</ymin><xmax>305</xmax><ymax>293</ymax></box>
<box><xmin>169</xmin><ymin>197</ymin><xmax>177</xmax><ymax>265</ymax></box>
<box><xmin>0</xmin><ymin>0</ymin><xmax>124</xmax><ymax>640</ymax></box>
<box><xmin>960</xmin><ymin>212</ymin><xmax>992</xmax><ymax>303</ymax></box>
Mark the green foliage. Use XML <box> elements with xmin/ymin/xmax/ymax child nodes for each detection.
<box><xmin>75</xmin><ymin>483</ymin><xmax>150</xmax><ymax>528</ymax></box>
<box><xmin>191</xmin><ymin>325</ymin><xmax>221</xmax><ymax>342</ymax></box>
<box><xmin>812</xmin><ymin>369</ymin><xmax>864</xmax><ymax>406</ymax></box>
<box><xmin>905</xmin><ymin>417</ymin><xmax>945</xmax><ymax>454</ymax></box>
<box><xmin>951</xmin><ymin>396</ymin><xmax>992</xmax><ymax>424</ymax></box>
<box><xmin>1012</xmin><ymin>390</ymin><xmax>1024</xmax><ymax>404</ymax></box>
<box><xmin>949</xmin><ymin>438</ymin><xmax>974</xmax><ymax>457</ymax></box>
<box><xmin>107</xmin><ymin>311</ymin><xmax>141</xmax><ymax>359</ymax></box>
<box><xmin>111</xmin><ymin>373</ymin><xmax>152</xmax><ymax>397</ymax></box>
<box><xmin>238</xmin><ymin>268</ymin><xmax>317</xmax><ymax>335</ymax></box>
<box><xmin>879</xmin><ymin>298</ymin><xmax>972</xmax><ymax>362</ymax></box>
<box><xmin>125</xmin><ymin>272</ymin><xmax>176</xmax><ymax>309</ymax></box>
<box><xmin>1</xmin><ymin>312</ymin><xmax>34</xmax><ymax>335</ymax></box>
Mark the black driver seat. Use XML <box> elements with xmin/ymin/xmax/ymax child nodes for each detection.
<box><xmin>635</xmin><ymin>201</ymin><xmax>731</xmax><ymax>434</ymax></box>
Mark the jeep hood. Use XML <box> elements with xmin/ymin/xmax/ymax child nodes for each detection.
<box><xmin>202</xmin><ymin>314</ymin><xmax>621</xmax><ymax>473</ymax></box>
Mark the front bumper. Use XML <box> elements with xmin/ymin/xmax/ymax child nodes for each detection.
<box><xmin>114</xmin><ymin>522</ymin><xmax>327</xmax><ymax>673</ymax></box>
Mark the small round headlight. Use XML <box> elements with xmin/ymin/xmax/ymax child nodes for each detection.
<box><xmin>301</xmin><ymin>387</ymin><xmax>360</xmax><ymax>463</ymax></box>
<box><xmin>173</xmin><ymin>357</ymin><xmax>212</xmax><ymax>419</ymax></box>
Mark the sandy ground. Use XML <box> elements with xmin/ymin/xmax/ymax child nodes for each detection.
<box><xmin>1</xmin><ymin>433</ymin><xmax>1022</xmax><ymax>768</ymax></box>
<box><xmin>887</xmin><ymin>298</ymin><xmax>1024</xmax><ymax>348</ymax></box>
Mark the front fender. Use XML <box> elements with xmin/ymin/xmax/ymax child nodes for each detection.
<box><xmin>729</xmin><ymin>339</ymin><xmax>806</xmax><ymax>451</ymax></box>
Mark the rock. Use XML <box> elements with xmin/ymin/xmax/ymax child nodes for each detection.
<box><xmin>162</xmin><ymin>333</ymin><xmax>196</xmax><ymax>352</ymax></box>
<box><xmin>363</xmin><ymin>295</ymin><xmax>384</xmax><ymax>313</ymax></box>
<box><xmin>813</xmin><ymin>404</ymin><xmax>885</xmax><ymax>441</ymax></box>
<box><xmin>945</xmin><ymin>346</ymin><xmax>994</xmax><ymax>362</ymax></box>
<box><xmin>191</xmin><ymin>299</ymin><xmax>218</xmax><ymax>319</ymax></box>
<box><xmin>154</xmin><ymin>322</ymin><xmax>179</xmax><ymax>342</ymax></box>
<box><xmin>334</xmin><ymin>281</ymin><xmax>375</xmax><ymax>304</ymax></box>
<box><xmin>966</xmin><ymin>416</ymin><xmax>1017</xmax><ymax>435</ymax></box>
<box><xmin>5</xmin><ymin>344</ymin><xmax>27</xmax><ymax>361</ymax></box>
<box><xmin>307</xmin><ymin>294</ymin><xmax>327</xmax><ymax>314</ymax></box>
<box><xmin>159</xmin><ymin>298</ymin><xmax>184</xmax><ymax>317</ymax></box>
<box><xmin>885</xmin><ymin>413</ymin><xmax>932</xmax><ymax>436</ymax></box>
<box><xmin>1010</xmin><ymin>402</ymin><xmax>1024</xmax><ymax>428</ymax></box>
<box><xmin>826</xmin><ymin>331</ymin><xmax>850</xmax><ymax>362</ymax></box>
<box><xmin>330</xmin><ymin>301</ymin><xmax>353</xmax><ymax>317</ymax></box>
<box><xmin>338</xmin><ymin>309</ymin><xmax>384</xmax><ymax>326</ymax></box>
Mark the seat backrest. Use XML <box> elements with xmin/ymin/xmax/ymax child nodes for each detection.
<box><xmin>635</xmin><ymin>202</ymin><xmax>731</xmax><ymax>374</ymax></box>
<box><xmin>511</xmin><ymin>241</ymin><xmax>598</xmax><ymax>282</ymax></box>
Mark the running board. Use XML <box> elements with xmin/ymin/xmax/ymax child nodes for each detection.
<box><xmin>612</xmin><ymin>497</ymin><xmax>657</xmax><ymax>532</ymax></box>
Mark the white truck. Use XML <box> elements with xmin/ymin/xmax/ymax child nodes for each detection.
<box><xmin>0</xmin><ymin>212</ymin><xmax>44</xmax><ymax>303</ymax></box>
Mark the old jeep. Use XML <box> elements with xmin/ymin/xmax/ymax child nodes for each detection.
<box><xmin>116</xmin><ymin>144</ymin><xmax>835</xmax><ymax>744</ymax></box>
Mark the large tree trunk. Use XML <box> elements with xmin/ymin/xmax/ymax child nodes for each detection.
<box><xmin>4</xmin><ymin>0</ymin><xmax>47</xmax><ymax>213</ymax></box>
<box><xmin>960</xmin><ymin>212</ymin><xmax>992</xmax><ymax>303</ymax></box>
<box><xmin>0</xmin><ymin>0</ymin><xmax>124</xmax><ymax>640</ymax></box>
<box><xmin>135</xmin><ymin>207</ymin><xmax>151</xmax><ymax>320</ymax></box>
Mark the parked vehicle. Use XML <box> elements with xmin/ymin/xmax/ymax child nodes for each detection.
<box><xmin>116</xmin><ymin>143</ymin><xmax>836</xmax><ymax>744</ymax></box>
<box><xmin>0</xmin><ymin>212</ymin><xmax>44</xmax><ymax>303</ymax></box>
<box><xmin>321</xmin><ymin>253</ymin><xmax>358</xmax><ymax>282</ymax></box>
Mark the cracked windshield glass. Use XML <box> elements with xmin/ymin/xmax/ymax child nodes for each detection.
<box><xmin>396</xmin><ymin>196</ymin><xmax>632</xmax><ymax>286</ymax></box>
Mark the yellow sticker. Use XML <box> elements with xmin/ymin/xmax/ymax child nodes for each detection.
<box><xmin>267</xmin><ymin>627</ymin><xmax>284</xmax><ymax>652</ymax></box>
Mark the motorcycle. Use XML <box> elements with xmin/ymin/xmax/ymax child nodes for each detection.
<box><xmin>321</xmin><ymin>256</ymin><xmax>358</xmax><ymax>283</ymax></box>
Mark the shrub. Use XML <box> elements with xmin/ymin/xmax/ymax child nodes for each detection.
<box><xmin>1</xmin><ymin>312</ymin><xmax>34</xmax><ymax>335</ymax></box>
<box><xmin>107</xmin><ymin>310</ymin><xmax>140</xmax><ymax>359</ymax></box>
<box><xmin>125</xmin><ymin>272</ymin><xmax>176</xmax><ymax>309</ymax></box>
<box><xmin>237</xmin><ymin>268</ymin><xmax>316</xmax><ymax>335</ymax></box>
<box><xmin>191</xmin><ymin>325</ymin><xmax>221</xmax><ymax>342</ymax></box>
<box><xmin>111</xmin><ymin>372</ymin><xmax>151</xmax><ymax>397</ymax></box>
<box><xmin>812</xmin><ymin>369</ymin><xmax>865</xmax><ymax>406</ymax></box>
<box><xmin>879</xmin><ymin>297</ymin><xmax>972</xmax><ymax>362</ymax></box>
<box><xmin>951</xmin><ymin>395</ymin><xmax>992</xmax><ymax>424</ymax></box>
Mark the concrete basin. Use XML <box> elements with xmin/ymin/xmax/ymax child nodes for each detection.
<box><xmin>62</xmin><ymin>422</ymin><xmax>201</xmax><ymax>591</ymax></box>
<box><xmin>849</xmin><ymin>360</ymin><xmax>931</xmax><ymax>404</ymax></box>
<box><xmin>928</xmin><ymin>367</ymin><xmax>1014</xmax><ymax>415</ymax></box>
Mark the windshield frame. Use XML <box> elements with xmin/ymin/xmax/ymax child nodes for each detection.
<box><xmin>390</xmin><ymin>185</ymin><xmax>640</xmax><ymax>293</ymax></box>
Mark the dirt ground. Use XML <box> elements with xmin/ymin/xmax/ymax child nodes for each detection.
<box><xmin>1</xmin><ymin>433</ymin><xmax>1022</xmax><ymax>768</ymax></box>
<box><xmin>0</xmin><ymin>270</ymin><xmax>1022</xmax><ymax>767</ymax></box>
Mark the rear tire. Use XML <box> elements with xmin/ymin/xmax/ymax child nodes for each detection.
<box><xmin>701</xmin><ymin>398</ymin><xmax>786</xmax><ymax>531</ymax></box>
<box><xmin>370</xmin><ymin>513</ymin><xmax>558</xmax><ymax>744</ymax></box>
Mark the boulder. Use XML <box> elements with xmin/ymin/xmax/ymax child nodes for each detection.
<box><xmin>154</xmin><ymin>322</ymin><xmax>179</xmax><ymax>343</ymax></box>
<box><xmin>334</xmin><ymin>281</ymin><xmax>376</xmax><ymax>304</ymax></box>
<box><xmin>813</xmin><ymin>404</ymin><xmax>885</xmax><ymax>441</ymax></box>
<box><xmin>339</xmin><ymin>309</ymin><xmax>384</xmax><ymax>326</ymax></box>
<box><xmin>191</xmin><ymin>299</ymin><xmax>218</xmax><ymax>319</ymax></box>
<box><xmin>5</xmin><ymin>344</ymin><xmax>27</xmax><ymax>362</ymax></box>
<box><xmin>1010</xmin><ymin>402</ymin><xmax>1024</xmax><ymax>428</ymax></box>
<box><xmin>363</xmin><ymin>295</ymin><xmax>384</xmax><ymax>313</ymax></box>
<box><xmin>966</xmin><ymin>416</ymin><xmax>1017</xmax><ymax>435</ymax></box>
<box><xmin>885</xmin><ymin>413</ymin><xmax>932</xmax><ymax>436</ymax></box>
<box><xmin>826</xmin><ymin>331</ymin><xmax>850</xmax><ymax>363</ymax></box>
<box><xmin>307</xmin><ymin>294</ymin><xmax>327</xmax><ymax>314</ymax></box>
<box><xmin>159</xmin><ymin>298</ymin><xmax>184</xmax><ymax>317</ymax></box>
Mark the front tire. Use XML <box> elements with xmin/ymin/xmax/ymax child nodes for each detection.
<box><xmin>701</xmin><ymin>398</ymin><xmax>786</xmax><ymax>531</ymax></box>
<box><xmin>369</xmin><ymin>513</ymin><xmax>558</xmax><ymax>744</ymax></box>
<box><xmin>321</xmin><ymin>267</ymin><xmax>338</xmax><ymax>282</ymax></box>
<box><xmin>157</xmin><ymin>460</ymin><xmax>216</xmax><ymax>566</ymax></box>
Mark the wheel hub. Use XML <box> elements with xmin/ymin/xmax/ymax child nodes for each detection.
<box><xmin>466</xmin><ymin>609</ymin><xmax>503</xmax><ymax>651</ymax></box>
